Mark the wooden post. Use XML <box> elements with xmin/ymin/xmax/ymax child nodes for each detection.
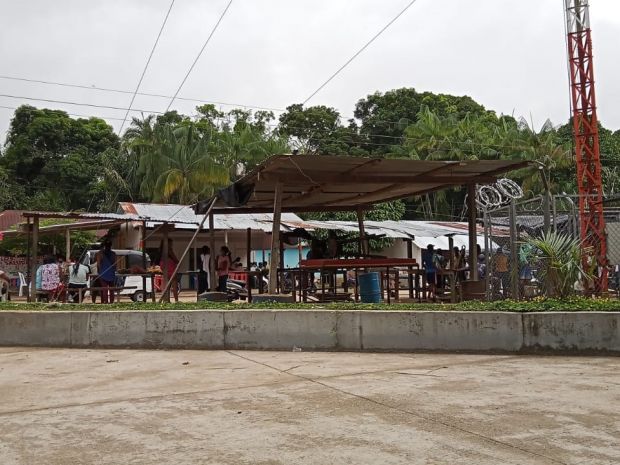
<box><xmin>509</xmin><ymin>200</ymin><xmax>520</xmax><ymax>300</ymax></box>
<box><xmin>356</xmin><ymin>208</ymin><xmax>367</xmax><ymax>256</ymax></box>
<box><xmin>159</xmin><ymin>198</ymin><xmax>216</xmax><ymax>302</ymax></box>
<box><xmin>209</xmin><ymin>211</ymin><xmax>216</xmax><ymax>291</ymax></box>
<box><xmin>467</xmin><ymin>184</ymin><xmax>479</xmax><ymax>281</ymax></box>
<box><xmin>406</xmin><ymin>238</ymin><xmax>414</xmax><ymax>299</ymax></box>
<box><xmin>65</xmin><ymin>228</ymin><xmax>71</xmax><ymax>262</ymax></box>
<box><xmin>141</xmin><ymin>221</ymin><xmax>148</xmax><ymax>303</ymax></box>
<box><xmin>161</xmin><ymin>223</ymin><xmax>169</xmax><ymax>303</ymax></box>
<box><xmin>447</xmin><ymin>234</ymin><xmax>456</xmax><ymax>303</ymax></box>
<box><xmin>25</xmin><ymin>217</ymin><xmax>31</xmax><ymax>301</ymax></box>
<box><xmin>268</xmin><ymin>182</ymin><xmax>283</xmax><ymax>294</ymax></box>
<box><xmin>246</xmin><ymin>227</ymin><xmax>252</xmax><ymax>302</ymax></box>
<box><xmin>30</xmin><ymin>216</ymin><xmax>39</xmax><ymax>302</ymax></box>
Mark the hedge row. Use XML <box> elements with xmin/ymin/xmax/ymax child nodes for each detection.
<box><xmin>0</xmin><ymin>297</ymin><xmax>619</xmax><ymax>312</ymax></box>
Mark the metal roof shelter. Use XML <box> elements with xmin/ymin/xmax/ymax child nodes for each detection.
<box><xmin>196</xmin><ymin>155</ymin><xmax>531</xmax><ymax>214</ymax></box>
<box><xmin>193</xmin><ymin>154</ymin><xmax>531</xmax><ymax>294</ymax></box>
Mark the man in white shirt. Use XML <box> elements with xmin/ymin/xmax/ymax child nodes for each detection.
<box><xmin>199</xmin><ymin>246</ymin><xmax>210</xmax><ymax>293</ymax></box>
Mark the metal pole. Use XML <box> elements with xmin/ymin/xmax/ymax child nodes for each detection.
<box><xmin>268</xmin><ymin>182</ymin><xmax>283</xmax><ymax>294</ymax></box>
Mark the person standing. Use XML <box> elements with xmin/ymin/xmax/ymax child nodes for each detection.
<box><xmin>422</xmin><ymin>244</ymin><xmax>437</xmax><ymax>299</ymax></box>
<box><xmin>160</xmin><ymin>238</ymin><xmax>180</xmax><ymax>303</ymax></box>
<box><xmin>198</xmin><ymin>245</ymin><xmax>211</xmax><ymax>293</ymax></box>
<box><xmin>492</xmin><ymin>247</ymin><xmax>509</xmax><ymax>297</ymax></box>
<box><xmin>96</xmin><ymin>240</ymin><xmax>117</xmax><ymax>304</ymax></box>
<box><xmin>217</xmin><ymin>246</ymin><xmax>231</xmax><ymax>292</ymax></box>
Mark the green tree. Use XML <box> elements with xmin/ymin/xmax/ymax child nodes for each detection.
<box><xmin>152</xmin><ymin>125</ymin><xmax>229</xmax><ymax>204</ymax></box>
<box><xmin>0</xmin><ymin>105</ymin><xmax>120</xmax><ymax>211</ymax></box>
<box><xmin>354</xmin><ymin>88</ymin><xmax>494</xmax><ymax>154</ymax></box>
<box><xmin>278</xmin><ymin>104</ymin><xmax>363</xmax><ymax>155</ymax></box>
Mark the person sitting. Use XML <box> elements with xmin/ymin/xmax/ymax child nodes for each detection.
<box><xmin>38</xmin><ymin>256</ymin><xmax>63</xmax><ymax>301</ymax></box>
<box><xmin>0</xmin><ymin>269</ymin><xmax>10</xmax><ymax>300</ymax></box>
<box><xmin>67</xmin><ymin>256</ymin><xmax>90</xmax><ymax>303</ymax></box>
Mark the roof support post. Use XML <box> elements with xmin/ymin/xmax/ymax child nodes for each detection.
<box><xmin>141</xmin><ymin>220</ymin><xmax>150</xmax><ymax>303</ymax></box>
<box><xmin>65</xmin><ymin>228</ymin><xmax>71</xmax><ymax>263</ymax></box>
<box><xmin>268</xmin><ymin>181</ymin><xmax>283</xmax><ymax>294</ymax></box>
<box><xmin>162</xmin><ymin>223</ymin><xmax>170</xmax><ymax>303</ymax></box>
<box><xmin>209</xmin><ymin>210</ymin><xmax>216</xmax><ymax>291</ymax></box>
<box><xmin>29</xmin><ymin>215</ymin><xmax>39</xmax><ymax>302</ymax></box>
<box><xmin>246</xmin><ymin>227</ymin><xmax>252</xmax><ymax>302</ymax></box>
<box><xmin>467</xmin><ymin>184</ymin><xmax>479</xmax><ymax>281</ymax></box>
<box><xmin>356</xmin><ymin>208</ymin><xmax>367</xmax><ymax>257</ymax></box>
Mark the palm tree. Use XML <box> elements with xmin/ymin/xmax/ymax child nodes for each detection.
<box><xmin>153</xmin><ymin>125</ymin><xmax>229</xmax><ymax>204</ymax></box>
<box><xmin>215</xmin><ymin>125</ymin><xmax>289</xmax><ymax>179</ymax></box>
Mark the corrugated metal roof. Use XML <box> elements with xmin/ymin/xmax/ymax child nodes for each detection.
<box><xmin>298</xmin><ymin>220</ymin><xmax>510</xmax><ymax>239</ymax></box>
<box><xmin>119</xmin><ymin>202</ymin><xmax>305</xmax><ymax>231</ymax></box>
<box><xmin>23</xmin><ymin>211</ymin><xmax>144</xmax><ymax>221</ymax></box>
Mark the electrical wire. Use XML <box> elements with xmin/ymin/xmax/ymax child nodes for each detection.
<box><xmin>118</xmin><ymin>0</ymin><xmax>176</xmax><ymax>135</ymax></box>
<box><xmin>0</xmin><ymin>93</ymin><xmax>165</xmax><ymax>114</ymax></box>
<box><xmin>165</xmin><ymin>0</ymin><xmax>234</xmax><ymax>112</ymax></box>
<box><xmin>302</xmin><ymin>0</ymin><xmax>419</xmax><ymax>105</ymax></box>
<box><xmin>0</xmin><ymin>104</ymin><xmax>126</xmax><ymax>122</ymax></box>
<box><xmin>0</xmin><ymin>74</ymin><xmax>286</xmax><ymax>113</ymax></box>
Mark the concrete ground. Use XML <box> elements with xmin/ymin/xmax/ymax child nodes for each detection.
<box><xmin>0</xmin><ymin>349</ymin><xmax>618</xmax><ymax>465</ymax></box>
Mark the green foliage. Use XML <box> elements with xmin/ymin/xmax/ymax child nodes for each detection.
<box><xmin>1</xmin><ymin>296</ymin><xmax>619</xmax><ymax>312</ymax></box>
<box><xmin>525</xmin><ymin>231</ymin><xmax>594</xmax><ymax>298</ymax></box>
<box><xmin>0</xmin><ymin>105</ymin><xmax>120</xmax><ymax>211</ymax></box>
<box><xmin>0</xmin><ymin>218</ymin><xmax>95</xmax><ymax>258</ymax></box>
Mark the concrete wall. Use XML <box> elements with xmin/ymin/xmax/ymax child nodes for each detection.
<box><xmin>0</xmin><ymin>310</ymin><xmax>618</xmax><ymax>353</ymax></box>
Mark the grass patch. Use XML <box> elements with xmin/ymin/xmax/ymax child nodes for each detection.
<box><xmin>0</xmin><ymin>297</ymin><xmax>619</xmax><ymax>312</ymax></box>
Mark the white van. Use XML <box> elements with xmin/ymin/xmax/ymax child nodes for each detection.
<box><xmin>81</xmin><ymin>249</ymin><xmax>153</xmax><ymax>302</ymax></box>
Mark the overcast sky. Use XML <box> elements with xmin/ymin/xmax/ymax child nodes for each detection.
<box><xmin>0</xmin><ymin>0</ymin><xmax>619</xmax><ymax>143</ymax></box>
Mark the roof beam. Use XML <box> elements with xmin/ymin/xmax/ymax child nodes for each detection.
<box><xmin>259</xmin><ymin>173</ymin><xmax>498</xmax><ymax>185</ymax></box>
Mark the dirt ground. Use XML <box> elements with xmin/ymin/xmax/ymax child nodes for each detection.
<box><xmin>0</xmin><ymin>348</ymin><xmax>618</xmax><ymax>465</ymax></box>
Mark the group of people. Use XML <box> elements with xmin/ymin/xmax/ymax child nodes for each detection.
<box><xmin>18</xmin><ymin>239</ymin><xmax>119</xmax><ymax>303</ymax></box>
<box><xmin>196</xmin><ymin>244</ymin><xmax>244</xmax><ymax>294</ymax></box>
<box><xmin>421</xmin><ymin>243</ymin><xmax>513</xmax><ymax>299</ymax></box>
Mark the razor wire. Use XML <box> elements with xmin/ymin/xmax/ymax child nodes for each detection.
<box><xmin>474</xmin><ymin>178</ymin><xmax>524</xmax><ymax>211</ymax></box>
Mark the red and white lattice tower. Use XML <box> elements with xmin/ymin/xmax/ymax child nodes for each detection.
<box><xmin>564</xmin><ymin>0</ymin><xmax>607</xmax><ymax>292</ymax></box>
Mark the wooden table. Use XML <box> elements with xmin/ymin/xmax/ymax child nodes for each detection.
<box><xmin>299</xmin><ymin>258</ymin><xmax>420</xmax><ymax>304</ymax></box>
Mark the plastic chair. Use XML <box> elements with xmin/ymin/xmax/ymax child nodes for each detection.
<box><xmin>18</xmin><ymin>272</ymin><xmax>28</xmax><ymax>297</ymax></box>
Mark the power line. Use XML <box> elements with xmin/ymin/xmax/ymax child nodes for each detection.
<box><xmin>0</xmin><ymin>104</ymin><xmax>126</xmax><ymax>122</ymax></box>
<box><xmin>165</xmin><ymin>0</ymin><xmax>234</xmax><ymax>112</ymax></box>
<box><xmin>302</xmin><ymin>0</ymin><xmax>419</xmax><ymax>105</ymax></box>
<box><xmin>0</xmin><ymin>93</ymin><xmax>166</xmax><ymax>115</ymax></box>
<box><xmin>119</xmin><ymin>0</ymin><xmax>176</xmax><ymax>135</ymax></box>
<box><xmin>0</xmin><ymin>74</ymin><xmax>286</xmax><ymax>113</ymax></box>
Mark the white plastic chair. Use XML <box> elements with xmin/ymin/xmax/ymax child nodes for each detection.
<box><xmin>18</xmin><ymin>272</ymin><xmax>28</xmax><ymax>297</ymax></box>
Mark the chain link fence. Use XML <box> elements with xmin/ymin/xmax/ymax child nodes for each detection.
<box><xmin>481</xmin><ymin>194</ymin><xmax>620</xmax><ymax>300</ymax></box>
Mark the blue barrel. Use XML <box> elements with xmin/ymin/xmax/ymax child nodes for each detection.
<box><xmin>358</xmin><ymin>272</ymin><xmax>382</xmax><ymax>303</ymax></box>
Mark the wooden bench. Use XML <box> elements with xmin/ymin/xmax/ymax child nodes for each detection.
<box><xmin>84</xmin><ymin>286</ymin><xmax>137</xmax><ymax>303</ymax></box>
